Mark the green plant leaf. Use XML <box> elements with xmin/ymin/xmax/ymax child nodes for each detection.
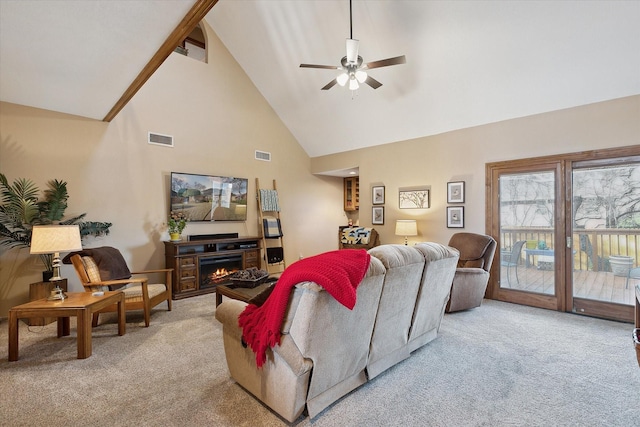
<box><xmin>42</xmin><ymin>179</ymin><xmax>69</xmax><ymax>221</ymax></box>
<box><xmin>0</xmin><ymin>174</ymin><xmax>112</xmax><ymax>268</ymax></box>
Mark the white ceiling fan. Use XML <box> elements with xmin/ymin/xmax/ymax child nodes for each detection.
<box><xmin>300</xmin><ymin>0</ymin><xmax>407</xmax><ymax>91</ymax></box>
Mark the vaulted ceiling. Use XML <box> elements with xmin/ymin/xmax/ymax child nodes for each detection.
<box><xmin>1</xmin><ymin>1</ymin><xmax>639</xmax><ymax>159</ymax></box>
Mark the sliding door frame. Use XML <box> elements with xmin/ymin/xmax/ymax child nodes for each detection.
<box><xmin>486</xmin><ymin>159</ymin><xmax>567</xmax><ymax>311</ymax></box>
<box><xmin>486</xmin><ymin>145</ymin><xmax>640</xmax><ymax>321</ymax></box>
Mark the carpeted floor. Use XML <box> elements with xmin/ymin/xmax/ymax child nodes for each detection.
<box><xmin>1</xmin><ymin>294</ymin><xmax>638</xmax><ymax>426</ymax></box>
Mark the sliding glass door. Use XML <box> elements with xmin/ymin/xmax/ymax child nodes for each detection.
<box><xmin>487</xmin><ymin>147</ymin><xmax>640</xmax><ymax>322</ymax></box>
<box><xmin>490</xmin><ymin>163</ymin><xmax>563</xmax><ymax>311</ymax></box>
<box><xmin>571</xmin><ymin>159</ymin><xmax>640</xmax><ymax>322</ymax></box>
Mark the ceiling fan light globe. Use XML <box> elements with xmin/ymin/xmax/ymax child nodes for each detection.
<box><xmin>355</xmin><ymin>70</ymin><xmax>367</xmax><ymax>83</ymax></box>
<box><xmin>349</xmin><ymin>79</ymin><xmax>359</xmax><ymax>91</ymax></box>
<box><xmin>337</xmin><ymin>73</ymin><xmax>349</xmax><ymax>86</ymax></box>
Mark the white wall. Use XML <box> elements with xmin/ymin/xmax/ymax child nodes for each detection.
<box><xmin>312</xmin><ymin>95</ymin><xmax>640</xmax><ymax>246</ymax></box>
<box><xmin>0</xmin><ymin>24</ymin><xmax>344</xmax><ymax>315</ymax></box>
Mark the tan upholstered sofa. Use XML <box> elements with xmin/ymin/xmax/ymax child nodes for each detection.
<box><xmin>215</xmin><ymin>243</ymin><xmax>459</xmax><ymax>422</ymax></box>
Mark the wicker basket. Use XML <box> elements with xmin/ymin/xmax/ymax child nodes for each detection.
<box><xmin>229</xmin><ymin>269</ymin><xmax>269</xmax><ymax>288</ymax></box>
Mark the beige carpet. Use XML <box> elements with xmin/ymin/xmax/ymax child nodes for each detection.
<box><xmin>1</xmin><ymin>294</ymin><xmax>638</xmax><ymax>426</ymax></box>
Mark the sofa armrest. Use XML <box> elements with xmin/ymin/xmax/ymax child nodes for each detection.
<box><xmin>215</xmin><ymin>300</ymin><xmax>312</xmax><ymax>377</ymax></box>
<box><xmin>215</xmin><ymin>298</ymin><xmax>246</xmax><ymax>325</ymax></box>
<box><xmin>455</xmin><ymin>267</ymin><xmax>490</xmax><ymax>277</ymax></box>
<box><xmin>130</xmin><ymin>268</ymin><xmax>173</xmax><ymax>275</ymax></box>
<box><xmin>87</xmin><ymin>277</ymin><xmax>147</xmax><ymax>287</ymax></box>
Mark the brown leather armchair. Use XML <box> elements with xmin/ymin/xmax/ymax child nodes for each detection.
<box><xmin>445</xmin><ymin>233</ymin><xmax>497</xmax><ymax>313</ymax></box>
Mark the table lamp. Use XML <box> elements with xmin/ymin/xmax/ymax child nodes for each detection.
<box><xmin>395</xmin><ymin>220</ymin><xmax>418</xmax><ymax>245</ymax></box>
<box><xmin>30</xmin><ymin>225</ymin><xmax>82</xmax><ymax>300</ymax></box>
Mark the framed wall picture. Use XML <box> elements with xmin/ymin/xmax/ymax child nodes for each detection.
<box><xmin>372</xmin><ymin>206</ymin><xmax>385</xmax><ymax>225</ymax></box>
<box><xmin>372</xmin><ymin>185</ymin><xmax>385</xmax><ymax>205</ymax></box>
<box><xmin>399</xmin><ymin>187</ymin><xmax>430</xmax><ymax>209</ymax></box>
<box><xmin>447</xmin><ymin>206</ymin><xmax>464</xmax><ymax>228</ymax></box>
<box><xmin>447</xmin><ymin>181</ymin><xmax>465</xmax><ymax>203</ymax></box>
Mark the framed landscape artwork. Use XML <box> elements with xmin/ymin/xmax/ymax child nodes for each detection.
<box><xmin>372</xmin><ymin>186</ymin><xmax>385</xmax><ymax>205</ymax></box>
<box><xmin>447</xmin><ymin>206</ymin><xmax>464</xmax><ymax>228</ymax></box>
<box><xmin>399</xmin><ymin>187</ymin><xmax>430</xmax><ymax>209</ymax></box>
<box><xmin>447</xmin><ymin>181</ymin><xmax>465</xmax><ymax>203</ymax></box>
<box><xmin>372</xmin><ymin>206</ymin><xmax>385</xmax><ymax>225</ymax></box>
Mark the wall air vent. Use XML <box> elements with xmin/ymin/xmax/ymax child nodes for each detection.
<box><xmin>255</xmin><ymin>150</ymin><xmax>271</xmax><ymax>161</ymax></box>
<box><xmin>148</xmin><ymin>132</ymin><xmax>174</xmax><ymax>147</ymax></box>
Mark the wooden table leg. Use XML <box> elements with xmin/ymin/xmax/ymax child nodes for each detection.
<box><xmin>57</xmin><ymin>316</ymin><xmax>71</xmax><ymax>338</ymax></box>
<box><xmin>76</xmin><ymin>309</ymin><xmax>92</xmax><ymax>359</ymax></box>
<box><xmin>117</xmin><ymin>293</ymin><xmax>126</xmax><ymax>336</ymax></box>
<box><xmin>216</xmin><ymin>291</ymin><xmax>222</xmax><ymax>306</ymax></box>
<box><xmin>8</xmin><ymin>310</ymin><xmax>19</xmax><ymax>362</ymax></box>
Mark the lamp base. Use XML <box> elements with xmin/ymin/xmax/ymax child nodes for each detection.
<box><xmin>47</xmin><ymin>285</ymin><xmax>67</xmax><ymax>301</ymax></box>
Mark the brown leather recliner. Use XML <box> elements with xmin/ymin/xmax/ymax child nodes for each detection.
<box><xmin>445</xmin><ymin>232</ymin><xmax>497</xmax><ymax>313</ymax></box>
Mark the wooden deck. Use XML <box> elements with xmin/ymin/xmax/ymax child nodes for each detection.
<box><xmin>500</xmin><ymin>266</ymin><xmax>636</xmax><ymax>306</ymax></box>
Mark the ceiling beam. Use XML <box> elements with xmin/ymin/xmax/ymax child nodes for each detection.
<box><xmin>102</xmin><ymin>0</ymin><xmax>219</xmax><ymax>122</ymax></box>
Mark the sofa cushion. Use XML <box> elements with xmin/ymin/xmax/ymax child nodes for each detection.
<box><xmin>366</xmin><ymin>244</ymin><xmax>426</xmax><ymax>378</ymax></box>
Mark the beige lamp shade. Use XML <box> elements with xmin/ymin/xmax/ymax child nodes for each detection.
<box><xmin>30</xmin><ymin>225</ymin><xmax>83</xmax><ymax>254</ymax></box>
<box><xmin>395</xmin><ymin>220</ymin><xmax>418</xmax><ymax>237</ymax></box>
<box><xmin>395</xmin><ymin>220</ymin><xmax>418</xmax><ymax>245</ymax></box>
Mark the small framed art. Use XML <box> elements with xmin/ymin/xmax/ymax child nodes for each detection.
<box><xmin>446</xmin><ymin>206</ymin><xmax>464</xmax><ymax>228</ymax></box>
<box><xmin>372</xmin><ymin>186</ymin><xmax>385</xmax><ymax>205</ymax></box>
<box><xmin>447</xmin><ymin>181</ymin><xmax>465</xmax><ymax>204</ymax></box>
<box><xmin>372</xmin><ymin>206</ymin><xmax>385</xmax><ymax>225</ymax></box>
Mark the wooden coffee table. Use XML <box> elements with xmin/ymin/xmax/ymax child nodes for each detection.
<box><xmin>8</xmin><ymin>291</ymin><xmax>125</xmax><ymax>361</ymax></box>
<box><xmin>215</xmin><ymin>279</ymin><xmax>277</xmax><ymax>306</ymax></box>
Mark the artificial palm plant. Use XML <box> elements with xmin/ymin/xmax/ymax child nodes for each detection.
<box><xmin>0</xmin><ymin>173</ymin><xmax>112</xmax><ymax>274</ymax></box>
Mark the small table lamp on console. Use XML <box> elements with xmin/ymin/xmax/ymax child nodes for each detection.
<box><xmin>395</xmin><ymin>220</ymin><xmax>418</xmax><ymax>245</ymax></box>
<box><xmin>30</xmin><ymin>225</ymin><xmax>82</xmax><ymax>300</ymax></box>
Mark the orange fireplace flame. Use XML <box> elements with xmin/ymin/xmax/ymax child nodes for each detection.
<box><xmin>213</xmin><ymin>268</ymin><xmax>229</xmax><ymax>278</ymax></box>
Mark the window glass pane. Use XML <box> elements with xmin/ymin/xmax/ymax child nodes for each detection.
<box><xmin>499</xmin><ymin>171</ymin><xmax>555</xmax><ymax>294</ymax></box>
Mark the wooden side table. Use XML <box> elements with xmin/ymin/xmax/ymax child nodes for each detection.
<box><xmin>8</xmin><ymin>291</ymin><xmax>125</xmax><ymax>361</ymax></box>
<box><xmin>28</xmin><ymin>279</ymin><xmax>68</xmax><ymax>326</ymax></box>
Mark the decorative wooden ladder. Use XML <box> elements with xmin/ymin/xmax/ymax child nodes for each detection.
<box><xmin>256</xmin><ymin>178</ymin><xmax>286</xmax><ymax>275</ymax></box>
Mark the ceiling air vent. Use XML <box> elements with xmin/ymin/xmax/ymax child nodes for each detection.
<box><xmin>148</xmin><ymin>132</ymin><xmax>174</xmax><ymax>147</ymax></box>
<box><xmin>255</xmin><ymin>150</ymin><xmax>271</xmax><ymax>161</ymax></box>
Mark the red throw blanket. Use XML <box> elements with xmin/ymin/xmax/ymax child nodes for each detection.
<box><xmin>238</xmin><ymin>249</ymin><xmax>371</xmax><ymax>368</ymax></box>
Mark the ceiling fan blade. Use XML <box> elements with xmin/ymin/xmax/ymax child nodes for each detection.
<box><xmin>321</xmin><ymin>79</ymin><xmax>338</xmax><ymax>90</ymax></box>
<box><xmin>346</xmin><ymin>39</ymin><xmax>359</xmax><ymax>64</ymax></box>
<box><xmin>364</xmin><ymin>75</ymin><xmax>382</xmax><ymax>89</ymax></box>
<box><xmin>300</xmin><ymin>63</ymin><xmax>339</xmax><ymax>69</ymax></box>
<box><xmin>363</xmin><ymin>55</ymin><xmax>406</xmax><ymax>70</ymax></box>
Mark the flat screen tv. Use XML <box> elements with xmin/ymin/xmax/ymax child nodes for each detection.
<box><xmin>170</xmin><ymin>172</ymin><xmax>248</xmax><ymax>221</ymax></box>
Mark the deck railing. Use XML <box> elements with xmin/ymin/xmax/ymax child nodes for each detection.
<box><xmin>500</xmin><ymin>227</ymin><xmax>640</xmax><ymax>272</ymax></box>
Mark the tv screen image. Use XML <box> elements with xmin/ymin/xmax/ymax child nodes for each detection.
<box><xmin>171</xmin><ymin>172</ymin><xmax>248</xmax><ymax>221</ymax></box>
